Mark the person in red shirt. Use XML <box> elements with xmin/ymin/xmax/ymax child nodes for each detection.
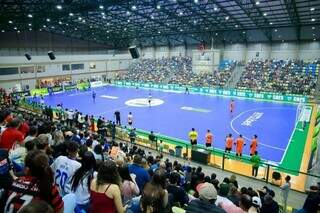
<box><xmin>250</xmin><ymin>135</ymin><xmax>258</xmax><ymax>156</ymax></box>
<box><xmin>205</xmin><ymin>129</ymin><xmax>213</xmax><ymax>148</ymax></box>
<box><xmin>0</xmin><ymin>118</ymin><xmax>24</xmax><ymax>151</ymax></box>
<box><xmin>225</xmin><ymin>133</ymin><xmax>233</xmax><ymax>154</ymax></box>
<box><xmin>17</xmin><ymin>114</ymin><xmax>30</xmax><ymax>137</ymax></box>
<box><xmin>235</xmin><ymin>134</ymin><xmax>246</xmax><ymax>158</ymax></box>
<box><xmin>4</xmin><ymin>150</ymin><xmax>64</xmax><ymax>213</ymax></box>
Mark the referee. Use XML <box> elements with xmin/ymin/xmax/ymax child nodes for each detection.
<box><xmin>188</xmin><ymin>128</ymin><xmax>198</xmax><ymax>146</ymax></box>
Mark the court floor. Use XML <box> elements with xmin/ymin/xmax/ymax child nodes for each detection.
<box><xmin>38</xmin><ymin>85</ymin><xmax>301</xmax><ymax>165</ymax></box>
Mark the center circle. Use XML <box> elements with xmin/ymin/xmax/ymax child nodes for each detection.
<box><xmin>125</xmin><ymin>98</ymin><xmax>164</xmax><ymax>107</ymax></box>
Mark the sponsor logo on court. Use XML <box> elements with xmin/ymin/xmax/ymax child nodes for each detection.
<box><xmin>180</xmin><ymin>106</ymin><xmax>211</xmax><ymax>113</ymax></box>
<box><xmin>241</xmin><ymin>112</ymin><xmax>263</xmax><ymax>126</ymax></box>
<box><xmin>125</xmin><ymin>98</ymin><xmax>164</xmax><ymax>107</ymax></box>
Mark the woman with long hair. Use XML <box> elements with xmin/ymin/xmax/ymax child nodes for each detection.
<box><xmin>89</xmin><ymin>160</ymin><xmax>125</xmax><ymax>213</ymax></box>
<box><xmin>67</xmin><ymin>151</ymin><xmax>96</xmax><ymax>212</ymax></box>
<box><xmin>4</xmin><ymin>150</ymin><xmax>63</xmax><ymax>213</ymax></box>
<box><xmin>148</xmin><ymin>168</ymin><xmax>169</xmax><ymax>210</ymax></box>
<box><xmin>118</xmin><ymin>165</ymin><xmax>139</xmax><ymax>203</ymax></box>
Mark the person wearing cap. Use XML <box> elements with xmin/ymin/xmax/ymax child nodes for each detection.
<box><xmin>249</xmin><ymin>196</ymin><xmax>262</xmax><ymax>213</ymax></box>
<box><xmin>186</xmin><ymin>182</ymin><xmax>226</xmax><ymax>213</ymax></box>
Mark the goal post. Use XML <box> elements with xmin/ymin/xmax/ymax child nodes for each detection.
<box><xmin>295</xmin><ymin>100</ymin><xmax>312</xmax><ymax>130</ymax></box>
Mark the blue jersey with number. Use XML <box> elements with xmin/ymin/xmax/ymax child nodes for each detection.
<box><xmin>51</xmin><ymin>156</ymin><xmax>81</xmax><ymax>196</ymax></box>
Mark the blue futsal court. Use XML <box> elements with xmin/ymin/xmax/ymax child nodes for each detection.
<box><xmin>41</xmin><ymin>85</ymin><xmax>297</xmax><ymax>163</ymax></box>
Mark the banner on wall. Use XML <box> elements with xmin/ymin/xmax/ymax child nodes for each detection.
<box><xmin>112</xmin><ymin>80</ymin><xmax>308</xmax><ymax>103</ymax></box>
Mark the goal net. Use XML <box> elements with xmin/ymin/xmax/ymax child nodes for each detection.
<box><xmin>295</xmin><ymin>100</ymin><xmax>312</xmax><ymax>130</ymax></box>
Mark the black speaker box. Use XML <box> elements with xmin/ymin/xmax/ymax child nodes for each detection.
<box><xmin>48</xmin><ymin>51</ymin><xmax>56</xmax><ymax>60</ymax></box>
<box><xmin>191</xmin><ymin>148</ymin><xmax>210</xmax><ymax>164</ymax></box>
<box><xmin>25</xmin><ymin>53</ymin><xmax>31</xmax><ymax>61</ymax></box>
<box><xmin>129</xmin><ymin>46</ymin><xmax>140</xmax><ymax>59</ymax></box>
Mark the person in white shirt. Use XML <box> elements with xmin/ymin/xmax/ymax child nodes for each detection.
<box><xmin>128</xmin><ymin>112</ymin><xmax>133</xmax><ymax>126</ymax></box>
<box><xmin>51</xmin><ymin>141</ymin><xmax>81</xmax><ymax>196</ymax></box>
<box><xmin>65</xmin><ymin>151</ymin><xmax>97</xmax><ymax>212</ymax></box>
<box><xmin>66</xmin><ymin>109</ymin><xmax>74</xmax><ymax>127</ymax></box>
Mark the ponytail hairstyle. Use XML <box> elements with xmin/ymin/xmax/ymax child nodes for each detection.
<box><xmin>25</xmin><ymin>150</ymin><xmax>54</xmax><ymax>202</ymax></box>
<box><xmin>71</xmin><ymin>151</ymin><xmax>96</xmax><ymax>192</ymax></box>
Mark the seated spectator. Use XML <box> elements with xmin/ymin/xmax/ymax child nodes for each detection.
<box><xmin>23</xmin><ymin>125</ymin><xmax>38</xmax><ymax>143</ymax></box>
<box><xmin>167</xmin><ymin>171</ymin><xmax>189</xmax><ymax>207</ymax></box>
<box><xmin>261</xmin><ymin>194</ymin><xmax>279</xmax><ymax>213</ymax></box>
<box><xmin>228</xmin><ymin>186</ymin><xmax>241</xmax><ymax>206</ymax></box>
<box><xmin>89</xmin><ymin>160</ymin><xmax>125</xmax><ymax>213</ymax></box>
<box><xmin>230</xmin><ymin>174</ymin><xmax>239</xmax><ymax>188</ymax></box>
<box><xmin>129</xmin><ymin>154</ymin><xmax>150</xmax><ymax>192</ymax></box>
<box><xmin>66</xmin><ymin>151</ymin><xmax>96</xmax><ymax>212</ymax></box>
<box><xmin>186</xmin><ymin>182</ymin><xmax>226</xmax><ymax>213</ymax></box>
<box><xmin>4</xmin><ymin>150</ymin><xmax>63</xmax><ymax>212</ymax></box>
<box><xmin>0</xmin><ymin>118</ymin><xmax>24</xmax><ymax>151</ymax></box>
<box><xmin>118</xmin><ymin>165</ymin><xmax>140</xmax><ymax>204</ymax></box>
<box><xmin>19</xmin><ymin>200</ymin><xmax>54</xmax><ymax>213</ymax></box>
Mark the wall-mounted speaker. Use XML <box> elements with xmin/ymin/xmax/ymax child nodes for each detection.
<box><xmin>25</xmin><ymin>53</ymin><xmax>31</xmax><ymax>61</ymax></box>
<box><xmin>48</xmin><ymin>51</ymin><xmax>56</xmax><ymax>60</ymax></box>
<box><xmin>128</xmin><ymin>46</ymin><xmax>140</xmax><ymax>59</ymax></box>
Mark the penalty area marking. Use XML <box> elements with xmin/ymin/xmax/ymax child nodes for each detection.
<box><xmin>230</xmin><ymin>107</ymin><xmax>295</xmax><ymax>151</ymax></box>
<box><xmin>125</xmin><ymin>98</ymin><xmax>164</xmax><ymax>107</ymax></box>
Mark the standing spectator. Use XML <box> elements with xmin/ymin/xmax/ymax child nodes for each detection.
<box><xmin>186</xmin><ymin>182</ymin><xmax>226</xmax><ymax>213</ymax></box>
<box><xmin>129</xmin><ymin>128</ymin><xmax>136</xmax><ymax>144</ymax></box>
<box><xmin>118</xmin><ymin>165</ymin><xmax>139</xmax><ymax>203</ymax></box>
<box><xmin>0</xmin><ymin>118</ymin><xmax>24</xmax><ymax>151</ymax></box>
<box><xmin>128</xmin><ymin>154</ymin><xmax>150</xmax><ymax>192</ymax></box>
<box><xmin>51</xmin><ymin>141</ymin><xmax>81</xmax><ymax>196</ymax></box>
<box><xmin>65</xmin><ymin>109</ymin><xmax>74</xmax><ymax>127</ymax></box>
<box><xmin>114</xmin><ymin>111</ymin><xmax>121</xmax><ymax>126</ymax></box>
<box><xmin>127</xmin><ymin>112</ymin><xmax>133</xmax><ymax>126</ymax></box>
<box><xmin>89</xmin><ymin>160</ymin><xmax>125</xmax><ymax>213</ymax></box>
<box><xmin>280</xmin><ymin>175</ymin><xmax>291</xmax><ymax>213</ymax></box>
<box><xmin>189</xmin><ymin>128</ymin><xmax>198</xmax><ymax>146</ymax></box>
<box><xmin>205</xmin><ymin>129</ymin><xmax>213</xmax><ymax>148</ymax></box>
<box><xmin>250</xmin><ymin>151</ymin><xmax>261</xmax><ymax>177</ymax></box>
<box><xmin>4</xmin><ymin>150</ymin><xmax>64</xmax><ymax>213</ymax></box>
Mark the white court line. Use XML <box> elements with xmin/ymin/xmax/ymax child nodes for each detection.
<box><xmin>230</xmin><ymin>107</ymin><xmax>296</xmax><ymax>152</ymax></box>
<box><xmin>100</xmin><ymin>95</ymin><xmax>119</xmax><ymax>99</ymax></box>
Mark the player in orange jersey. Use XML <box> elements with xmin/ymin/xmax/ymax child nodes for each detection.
<box><xmin>235</xmin><ymin>134</ymin><xmax>246</xmax><ymax>158</ymax></box>
<box><xmin>250</xmin><ymin>134</ymin><xmax>258</xmax><ymax>156</ymax></box>
<box><xmin>205</xmin><ymin>129</ymin><xmax>213</xmax><ymax>148</ymax></box>
<box><xmin>225</xmin><ymin>133</ymin><xmax>233</xmax><ymax>153</ymax></box>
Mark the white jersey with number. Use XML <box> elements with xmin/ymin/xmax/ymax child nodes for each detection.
<box><xmin>51</xmin><ymin>156</ymin><xmax>81</xmax><ymax>196</ymax></box>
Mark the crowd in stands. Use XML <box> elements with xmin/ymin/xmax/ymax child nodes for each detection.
<box><xmin>236</xmin><ymin>59</ymin><xmax>319</xmax><ymax>95</ymax></box>
<box><xmin>116</xmin><ymin>56</ymin><xmax>235</xmax><ymax>88</ymax></box>
<box><xmin>0</xmin><ymin>100</ymin><xmax>319</xmax><ymax>213</ymax></box>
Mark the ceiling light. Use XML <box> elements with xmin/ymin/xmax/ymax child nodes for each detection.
<box><xmin>127</xmin><ymin>19</ymin><xmax>130</xmax><ymax>22</ymax></box>
<box><xmin>274</xmin><ymin>29</ymin><xmax>278</xmax><ymax>32</ymax></box>
<box><xmin>13</xmin><ymin>27</ymin><xmax>17</xmax><ymax>30</ymax></box>
<box><xmin>1</xmin><ymin>30</ymin><xmax>4</xmax><ymax>32</ymax></box>
<box><xmin>194</xmin><ymin>0</ymin><xmax>199</xmax><ymax>3</ymax></box>
<box><xmin>107</xmin><ymin>23</ymin><xmax>110</xmax><ymax>26</ymax></box>
<box><xmin>225</xmin><ymin>16</ymin><xmax>229</xmax><ymax>20</ymax></box>
<box><xmin>107</xmin><ymin>30</ymin><xmax>109</xmax><ymax>33</ymax></box>
<box><xmin>167</xmin><ymin>23</ymin><xmax>170</xmax><ymax>26</ymax></box>
<box><xmin>28</xmin><ymin>14</ymin><xmax>33</xmax><ymax>18</ymax></box>
<box><xmin>17</xmin><ymin>30</ymin><xmax>20</xmax><ymax>33</ymax></box>
<box><xmin>214</xmin><ymin>7</ymin><xmax>218</xmax><ymax>11</ymax></box>
<box><xmin>66</xmin><ymin>23</ymin><xmax>69</xmax><ymax>26</ymax></box>
<box><xmin>270</xmin><ymin>22</ymin><xmax>273</xmax><ymax>25</ymax></box>
<box><xmin>126</xmin><ymin>11</ymin><xmax>130</xmax><ymax>15</ymax></box>
<box><xmin>46</xmin><ymin>18</ymin><xmax>50</xmax><ymax>22</ymax></box>
<box><xmin>75</xmin><ymin>28</ymin><xmax>77</xmax><ymax>30</ymax></box>
<box><xmin>90</xmin><ymin>25</ymin><xmax>93</xmax><ymax>28</ymax></box>
<box><xmin>39</xmin><ymin>29</ymin><xmax>42</xmax><ymax>31</ymax></box>
<box><xmin>8</xmin><ymin>20</ymin><xmax>12</xmax><ymax>24</ymax></box>
<box><xmin>215</xmin><ymin>33</ymin><xmax>218</xmax><ymax>35</ymax></box>
<box><xmin>158</xmin><ymin>31</ymin><xmax>161</xmax><ymax>34</ymax></box>
<box><xmin>157</xmin><ymin>5</ymin><xmax>161</xmax><ymax>9</ymax></box>
<box><xmin>56</xmin><ymin>5</ymin><xmax>62</xmax><ymax>10</ymax></box>
<box><xmin>310</xmin><ymin>7</ymin><xmax>315</xmax><ymax>11</ymax></box>
<box><xmin>28</xmin><ymin>23</ymin><xmax>32</xmax><ymax>26</ymax></box>
<box><xmin>255</xmin><ymin>1</ymin><xmax>260</xmax><ymax>5</ymax></box>
<box><xmin>59</xmin><ymin>21</ymin><xmax>62</xmax><ymax>25</ymax></box>
<box><xmin>29</xmin><ymin>28</ymin><xmax>32</xmax><ymax>31</ymax></box>
<box><xmin>179</xmin><ymin>12</ymin><xmax>183</xmax><ymax>15</ymax></box>
<box><xmin>101</xmin><ymin>12</ymin><xmax>105</xmax><ymax>15</ymax></box>
<box><xmin>78</xmin><ymin>17</ymin><xmax>82</xmax><ymax>20</ymax></box>
<box><xmin>132</xmin><ymin>5</ymin><xmax>136</xmax><ymax>10</ymax></box>
<box><xmin>180</xmin><ymin>29</ymin><xmax>183</xmax><ymax>32</ymax></box>
<box><xmin>314</xmin><ymin>38</ymin><xmax>316</xmax><ymax>41</ymax></box>
<box><xmin>102</xmin><ymin>16</ymin><xmax>106</xmax><ymax>19</ymax></box>
<box><xmin>313</xmin><ymin>33</ymin><xmax>316</xmax><ymax>36</ymax></box>
<box><xmin>62</xmin><ymin>30</ymin><xmax>65</xmax><ymax>33</ymax></box>
<box><xmin>43</xmin><ymin>25</ymin><xmax>46</xmax><ymax>28</ymax></box>
<box><xmin>235</xmin><ymin>24</ymin><xmax>238</xmax><ymax>27</ymax></box>
<box><xmin>311</xmin><ymin>18</ymin><xmax>315</xmax><ymax>22</ymax></box>
<box><xmin>205</xmin><ymin>27</ymin><xmax>208</xmax><ymax>30</ymax></box>
<box><xmin>194</xmin><ymin>20</ymin><xmax>197</xmax><ymax>24</ymax></box>
<box><xmin>51</xmin><ymin>26</ymin><xmax>55</xmax><ymax>29</ymax></box>
<box><xmin>99</xmin><ymin>5</ymin><xmax>104</xmax><ymax>9</ymax></box>
<box><xmin>242</xmin><ymin>31</ymin><xmax>246</xmax><ymax>34</ymax></box>
<box><xmin>82</xmin><ymin>19</ymin><xmax>86</xmax><ymax>23</ymax></box>
<box><xmin>312</xmin><ymin>27</ymin><xmax>315</xmax><ymax>30</ymax></box>
<box><xmin>151</xmin><ymin>15</ymin><xmax>154</xmax><ymax>19</ymax></box>
<box><xmin>263</xmin><ymin>13</ymin><xmax>267</xmax><ymax>16</ymax></box>
<box><xmin>69</xmin><ymin>13</ymin><xmax>74</xmax><ymax>16</ymax></box>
